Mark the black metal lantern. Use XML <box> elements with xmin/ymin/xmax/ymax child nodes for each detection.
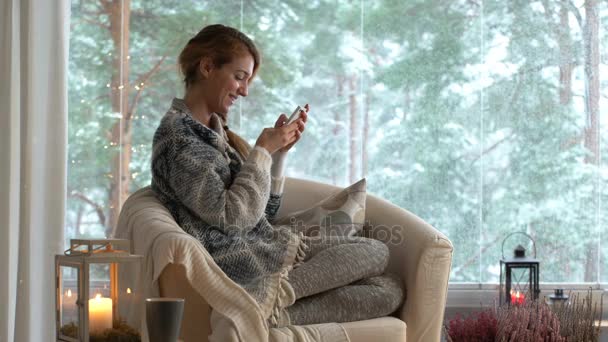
<box><xmin>499</xmin><ymin>232</ymin><xmax>540</xmax><ymax>306</ymax></box>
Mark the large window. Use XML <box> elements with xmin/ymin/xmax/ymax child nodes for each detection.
<box><xmin>67</xmin><ymin>0</ymin><xmax>607</xmax><ymax>284</ymax></box>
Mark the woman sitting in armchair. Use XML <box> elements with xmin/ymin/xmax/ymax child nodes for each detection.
<box><xmin>150</xmin><ymin>24</ymin><xmax>404</xmax><ymax>328</ymax></box>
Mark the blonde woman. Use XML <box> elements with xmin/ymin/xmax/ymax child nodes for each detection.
<box><xmin>151</xmin><ymin>24</ymin><xmax>403</xmax><ymax>327</ymax></box>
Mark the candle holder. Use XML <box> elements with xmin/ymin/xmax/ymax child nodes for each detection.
<box><xmin>55</xmin><ymin>239</ymin><xmax>143</xmax><ymax>342</ymax></box>
<box><xmin>545</xmin><ymin>288</ymin><xmax>570</xmax><ymax>310</ymax></box>
<box><xmin>499</xmin><ymin>232</ymin><xmax>540</xmax><ymax>306</ymax></box>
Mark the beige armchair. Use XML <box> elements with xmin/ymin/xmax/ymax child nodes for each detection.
<box><xmin>123</xmin><ymin>177</ymin><xmax>453</xmax><ymax>341</ymax></box>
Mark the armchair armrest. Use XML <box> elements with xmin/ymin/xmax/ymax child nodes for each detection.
<box><xmin>159</xmin><ymin>263</ymin><xmax>212</xmax><ymax>341</ymax></box>
<box><xmin>365</xmin><ymin>194</ymin><xmax>453</xmax><ymax>342</ymax></box>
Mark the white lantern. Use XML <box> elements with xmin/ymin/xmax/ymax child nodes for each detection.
<box><xmin>55</xmin><ymin>239</ymin><xmax>143</xmax><ymax>341</ymax></box>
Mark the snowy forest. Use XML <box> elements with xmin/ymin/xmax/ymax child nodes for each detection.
<box><xmin>66</xmin><ymin>0</ymin><xmax>607</xmax><ymax>284</ymax></box>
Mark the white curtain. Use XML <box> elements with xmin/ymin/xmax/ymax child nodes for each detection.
<box><xmin>0</xmin><ymin>0</ymin><xmax>70</xmax><ymax>341</ymax></box>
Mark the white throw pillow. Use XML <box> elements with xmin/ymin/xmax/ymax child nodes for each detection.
<box><xmin>275</xmin><ymin>178</ymin><xmax>366</xmax><ymax>237</ymax></box>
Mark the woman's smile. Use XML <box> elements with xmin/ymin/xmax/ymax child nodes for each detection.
<box><xmin>228</xmin><ymin>94</ymin><xmax>238</xmax><ymax>105</ymax></box>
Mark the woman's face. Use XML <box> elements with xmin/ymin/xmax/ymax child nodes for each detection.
<box><xmin>204</xmin><ymin>54</ymin><xmax>254</xmax><ymax>116</ymax></box>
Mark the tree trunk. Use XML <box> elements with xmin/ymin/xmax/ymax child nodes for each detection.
<box><xmin>103</xmin><ymin>0</ymin><xmax>132</xmax><ymax>237</ymax></box>
<box><xmin>582</xmin><ymin>0</ymin><xmax>599</xmax><ymax>282</ymax></box>
<box><xmin>557</xmin><ymin>0</ymin><xmax>573</xmax><ymax>105</ymax></box>
<box><xmin>348</xmin><ymin>75</ymin><xmax>358</xmax><ymax>184</ymax></box>
<box><xmin>75</xmin><ymin>204</ymin><xmax>83</xmax><ymax>237</ymax></box>
<box><xmin>332</xmin><ymin>75</ymin><xmax>344</xmax><ymax>185</ymax></box>
<box><xmin>541</xmin><ymin>0</ymin><xmax>573</xmax><ymax>105</ymax></box>
<box><xmin>361</xmin><ymin>92</ymin><xmax>370</xmax><ymax>178</ymax></box>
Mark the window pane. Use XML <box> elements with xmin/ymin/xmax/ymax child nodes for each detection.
<box><xmin>600</xmin><ymin>1</ymin><xmax>608</xmax><ymax>284</ymax></box>
<box><xmin>126</xmin><ymin>0</ymin><xmax>244</xmax><ymax>194</ymax></box>
<box><xmin>239</xmin><ymin>1</ymin><xmax>361</xmax><ymax>185</ymax></box>
<box><xmin>67</xmin><ymin>0</ymin><xmax>129</xmax><ymax>240</ymax></box>
<box><xmin>67</xmin><ymin>0</ymin><xmax>607</xmax><ymax>284</ymax></box>
<box><xmin>66</xmin><ymin>0</ymin><xmax>243</xmax><ymax>242</ymax></box>
<box><xmin>362</xmin><ymin>2</ymin><xmax>483</xmax><ymax>282</ymax></box>
<box><xmin>477</xmin><ymin>1</ymin><xmax>607</xmax><ymax>283</ymax></box>
<box><xmin>479</xmin><ymin>1</ymin><xmax>597</xmax><ymax>283</ymax></box>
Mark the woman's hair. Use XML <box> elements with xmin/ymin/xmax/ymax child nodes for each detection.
<box><xmin>178</xmin><ymin>24</ymin><xmax>261</xmax><ymax>159</ymax></box>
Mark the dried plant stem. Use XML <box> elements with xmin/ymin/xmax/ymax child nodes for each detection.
<box><xmin>553</xmin><ymin>290</ymin><xmax>601</xmax><ymax>341</ymax></box>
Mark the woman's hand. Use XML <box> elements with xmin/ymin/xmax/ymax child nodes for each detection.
<box><xmin>274</xmin><ymin>104</ymin><xmax>309</xmax><ymax>153</ymax></box>
<box><xmin>255</xmin><ymin>104</ymin><xmax>309</xmax><ymax>154</ymax></box>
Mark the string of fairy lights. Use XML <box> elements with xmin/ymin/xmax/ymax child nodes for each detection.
<box><xmin>69</xmin><ymin>47</ymin><xmax>158</xmax><ymax>184</ymax></box>
<box><xmin>77</xmin><ymin>6</ymin><xmax>248</xmax><ymax>185</ymax></box>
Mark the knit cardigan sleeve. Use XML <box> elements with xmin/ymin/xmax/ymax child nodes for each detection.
<box><xmin>166</xmin><ymin>135</ymin><xmax>273</xmax><ymax>231</ymax></box>
<box><xmin>248</xmin><ymin>146</ymin><xmax>285</xmax><ymax>224</ymax></box>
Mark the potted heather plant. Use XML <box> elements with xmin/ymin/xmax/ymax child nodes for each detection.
<box><xmin>444</xmin><ymin>291</ymin><xmax>602</xmax><ymax>342</ymax></box>
<box><xmin>445</xmin><ymin>309</ymin><xmax>497</xmax><ymax>342</ymax></box>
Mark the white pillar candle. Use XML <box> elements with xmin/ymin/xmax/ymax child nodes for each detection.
<box><xmin>88</xmin><ymin>294</ymin><xmax>113</xmax><ymax>334</ymax></box>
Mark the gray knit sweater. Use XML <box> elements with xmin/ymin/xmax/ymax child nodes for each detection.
<box><xmin>151</xmin><ymin>98</ymin><xmax>305</xmax><ymax>327</ymax></box>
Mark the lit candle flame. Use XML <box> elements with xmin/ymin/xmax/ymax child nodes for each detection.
<box><xmin>66</xmin><ymin>289</ymin><xmax>72</xmax><ymax>297</ymax></box>
<box><xmin>95</xmin><ymin>293</ymin><xmax>102</xmax><ymax>300</ymax></box>
<box><xmin>127</xmin><ymin>288</ymin><xmax>131</xmax><ymax>294</ymax></box>
<box><xmin>510</xmin><ymin>290</ymin><xmax>524</xmax><ymax>304</ymax></box>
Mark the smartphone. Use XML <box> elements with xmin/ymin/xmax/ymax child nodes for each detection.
<box><xmin>286</xmin><ymin>105</ymin><xmax>305</xmax><ymax>125</ymax></box>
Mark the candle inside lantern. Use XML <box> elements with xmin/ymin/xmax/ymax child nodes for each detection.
<box><xmin>510</xmin><ymin>290</ymin><xmax>525</xmax><ymax>305</ymax></box>
<box><xmin>88</xmin><ymin>294</ymin><xmax>112</xmax><ymax>333</ymax></box>
<box><xmin>62</xmin><ymin>288</ymin><xmax>78</xmax><ymax>324</ymax></box>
